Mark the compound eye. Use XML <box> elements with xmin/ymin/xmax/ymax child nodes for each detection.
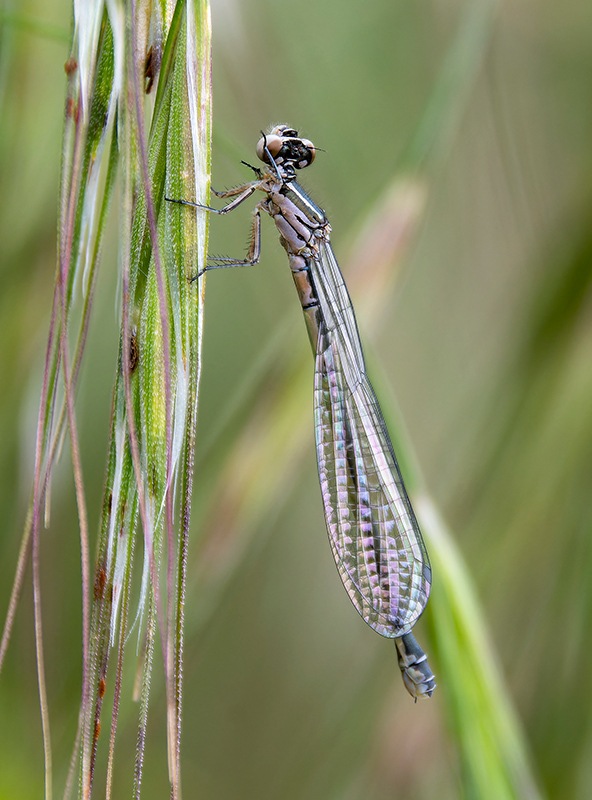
<box><xmin>256</xmin><ymin>133</ymin><xmax>283</xmax><ymax>163</ymax></box>
<box><xmin>298</xmin><ymin>138</ymin><xmax>315</xmax><ymax>167</ymax></box>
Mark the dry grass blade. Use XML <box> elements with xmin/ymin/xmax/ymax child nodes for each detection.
<box><xmin>1</xmin><ymin>0</ymin><xmax>211</xmax><ymax>798</ymax></box>
<box><xmin>79</xmin><ymin>1</ymin><xmax>211</xmax><ymax>797</ymax></box>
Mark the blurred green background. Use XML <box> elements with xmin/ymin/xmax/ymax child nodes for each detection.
<box><xmin>2</xmin><ymin>0</ymin><xmax>592</xmax><ymax>797</ymax></box>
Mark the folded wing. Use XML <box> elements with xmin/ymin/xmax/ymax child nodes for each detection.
<box><xmin>313</xmin><ymin>319</ymin><xmax>431</xmax><ymax>638</ymax></box>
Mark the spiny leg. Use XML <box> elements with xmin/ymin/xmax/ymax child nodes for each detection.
<box><xmin>166</xmin><ymin>181</ymin><xmax>258</xmax><ymax>215</ymax></box>
<box><xmin>204</xmin><ymin>205</ymin><xmax>262</xmax><ymax>270</ymax></box>
<box><xmin>187</xmin><ymin>206</ymin><xmax>262</xmax><ymax>281</ymax></box>
<box><xmin>166</xmin><ymin>181</ymin><xmax>265</xmax><ymax>279</ymax></box>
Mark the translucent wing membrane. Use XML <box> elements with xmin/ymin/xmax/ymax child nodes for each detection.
<box><xmin>315</xmin><ymin>241</ymin><xmax>365</xmax><ymax>383</ymax></box>
<box><xmin>314</xmin><ymin>323</ymin><xmax>431</xmax><ymax>637</ymax></box>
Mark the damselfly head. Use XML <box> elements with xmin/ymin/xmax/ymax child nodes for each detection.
<box><xmin>257</xmin><ymin>124</ymin><xmax>316</xmax><ymax>170</ymax></box>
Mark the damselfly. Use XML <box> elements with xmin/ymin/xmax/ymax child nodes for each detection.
<box><xmin>168</xmin><ymin>125</ymin><xmax>436</xmax><ymax>699</ymax></box>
